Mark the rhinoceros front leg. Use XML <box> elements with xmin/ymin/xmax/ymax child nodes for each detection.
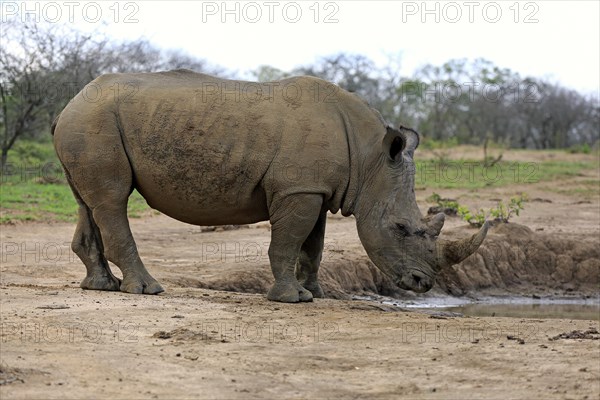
<box><xmin>267</xmin><ymin>194</ymin><xmax>323</xmax><ymax>303</ymax></box>
<box><xmin>295</xmin><ymin>209</ymin><xmax>327</xmax><ymax>298</ymax></box>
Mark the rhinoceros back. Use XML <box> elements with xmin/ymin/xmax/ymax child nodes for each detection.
<box><xmin>58</xmin><ymin>70</ymin><xmax>354</xmax><ymax>225</ymax></box>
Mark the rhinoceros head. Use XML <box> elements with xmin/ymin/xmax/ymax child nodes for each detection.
<box><xmin>354</xmin><ymin>126</ymin><xmax>489</xmax><ymax>293</ymax></box>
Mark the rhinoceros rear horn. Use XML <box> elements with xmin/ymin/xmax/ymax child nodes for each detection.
<box><xmin>438</xmin><ymin>221</ymin><xmax>490</xmax><ymax>267</ymax></box>
<box><xmin>383</xmin><ymin>125</ymin><xmax>420</xmax><ymax>161</ymax></box>
<box><xmin>426</xmin><ymin>212</ymin><xmax>445</xmax><ymax>237</ymax></box>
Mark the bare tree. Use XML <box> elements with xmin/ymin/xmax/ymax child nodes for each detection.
<box><xmin>0</xmin><ymin>20</ymin><xmax>215</xmax><ymax>170</ymax></box>
<box><xmin>0</xmin><ymin>21</ymin><xmax>96</xmax><ymax>168</ymax></box>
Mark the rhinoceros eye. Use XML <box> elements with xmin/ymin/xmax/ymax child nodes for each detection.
<box><xmin>413</xmin><ymin>228</ymin><xmax>427</xmax><ymax>237</ymax></box>
<box><xmin>395</xmin><ymin>223</ymin><xmax>411</xmax><ymax>237</ymax></box>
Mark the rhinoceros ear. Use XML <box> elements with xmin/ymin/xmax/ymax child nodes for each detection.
<box><xmin>383</xmin><ymin>125</ymin><xmax>420</xmax><ymax>162</ymax></box>
<box><xmin>383</xmin><ymin>126</ymin><xmax>404</xmax><ymax>162</ymax></box>
<box><xmin>399</xmin><ymin>126</ymin><xmax>420</xmax><ymax>158</ymax></box>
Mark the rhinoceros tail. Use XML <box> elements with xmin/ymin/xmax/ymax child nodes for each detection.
<box><xmin>50</xmin><ymin>112</ymin><xmax>61</xmax><ymax>136</ymax></box>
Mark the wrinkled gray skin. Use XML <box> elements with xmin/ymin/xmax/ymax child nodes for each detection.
<box><xmin>52</xmin><ymin>70</ymin><xmax>488</xmax><ymax>302</ymax></box>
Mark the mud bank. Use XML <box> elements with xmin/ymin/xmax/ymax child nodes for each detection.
<box><xmin>189</xmin><ymin>223</ymin><xmax>599</xmax><ymax>301</ymax></box>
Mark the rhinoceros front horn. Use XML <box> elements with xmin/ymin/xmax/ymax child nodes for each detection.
<box><xmin>438</xmin><ymin>221</ymin><xmax>490</xmax><ymax>267</ymax></box>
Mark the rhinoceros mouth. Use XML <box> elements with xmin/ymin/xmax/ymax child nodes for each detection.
<box><xmin>395</xmin><ymin>269</ymin><xmax>434</xmax><ymax>293</ymax></box>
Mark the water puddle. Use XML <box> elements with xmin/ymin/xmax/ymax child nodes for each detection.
<box><xmin>354</xmin><ymin>295</ymin><xmax>600</xmax><ymax>320</ymax></box>
<box><xmin>433</xmin><ymin>303</ymin><xmax>600</xmax><ymax>320</ymax></box>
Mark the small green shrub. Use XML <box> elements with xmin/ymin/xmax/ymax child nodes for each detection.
<box><xmin>426</xmin><ymin>193</ymin><xmax>459</xmax><ymax>209</ymax></box>
<box><xmin>489</xmin><ymin>194</ymin><xmax>528</xmax><ymax>223</ymax></box>
<box><xmin>457</xmin><ymin>205</ymin><xmax>487</xmax><ymax>227</ymax></box>
<box><xmin>568</xmin><ymin>143</ymin><xmax>591</xmax><ymax>154</ymax></box>
<box><xmin>428</xmin><ymin>193</ymin><xmax>529</xmax><ymax>228</ymax></box>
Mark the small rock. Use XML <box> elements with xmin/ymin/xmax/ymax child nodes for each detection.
<box><xmin>507</xmin><ymin>335</ymin><xmax>525</xmax><ymax>344</ymax></box>
<box><xmin>36</xmin><ymin>305</ymin><xmax>70</xmax><ymax>310</ymax></box>
<box><xmin>152</xmin><ymin>331</ymin><xmax>172</xmax><ymax>339</ymax></box>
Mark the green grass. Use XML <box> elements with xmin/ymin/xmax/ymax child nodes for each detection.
<box><xmin>1</xmin><ymin>182</ymin><xmax>78</xmax><ymax>223</ymax></box>
<box><xmin>7</xmin><ymin>137</ymin><xmax>60</xmax><ymax>166</ymax></box>
<box><xmin>414</xmin><ymin>159</ymin><xmax>598</xmax><ymax>190</ymax></box>
<box><xmin>0</xmin><ymin>139</ymin><xmax>150</xmax><ymax>224</ymax></box>
<box><xmin>0</xmin><ymin>182</ymin><xmax>151</xmax><ymax>224</ymax></box>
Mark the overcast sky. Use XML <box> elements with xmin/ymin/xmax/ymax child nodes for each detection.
<box><xmin>5</xmin><ymin>1</ymin><xmax>599</xmax><ymax>94</ymax></box>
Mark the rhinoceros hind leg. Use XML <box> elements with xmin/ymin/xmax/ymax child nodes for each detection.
<box><xmin>69</xmin><ymin>182</ymin><xmax>121</xmax><ymax>291</ymax></box>
<box><xmin>91</xmin><ymin>202</ymin><xmax>164</xmax><ymax>295</ymax></box>
<box><xmin>266</xmin><ymin>194</ymin><xmax>324</xmax><ymax>303</ymax></box>
<box><xmin>61</xmin><ymin>132</ymin><xmax>163</xmax><ymax>295</ymax></box>
<box><xmin>296</xmin><ymin>209</ymin><xmax>327</xmax><ymax>298</ymax></box>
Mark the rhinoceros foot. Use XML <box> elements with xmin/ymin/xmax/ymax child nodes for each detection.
<box><xmin>120</xmin><ymin>274</ymin><xmax>164</xmax><ymax>295</ymax></box>
<box><xmin>301</xmin><ymin>280</ymin><xmax>324</xmax><ymax>299</ymax></box>
<box><xmin>80</xmin><ymin>274</ymin><xmax>121</xmax><ymax>291</ymax></box>
<box><xmin>267</xmin><ymin>281</ymin><xmax>313</xmax><ymax>303</ymax></box>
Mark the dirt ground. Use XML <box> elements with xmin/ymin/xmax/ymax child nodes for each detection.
<box><xmin>1</xmin><ymin>286</ymin><xmax>599</xmax><ymax>400</ymax></box>
<box><xmin>1</xmin><ymin>148</ymin><xmax>599</xmax><ymax>399</ymax></box>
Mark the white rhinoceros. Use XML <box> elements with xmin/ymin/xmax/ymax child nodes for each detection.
<box><xmin>52</xmin><ymin>70</ymin><xmax>488</xmax><ymax>302</ymax></box>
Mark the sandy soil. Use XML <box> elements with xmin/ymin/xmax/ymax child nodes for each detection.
<box><xmin>1</xmin><ymin>285</ymin><xmax>599</xmax><ymax>400</ymax></box>
<box><xmin>1</xmin><ymin>148</ymin><xmax>599</xmax><ymax>399</ymax></box>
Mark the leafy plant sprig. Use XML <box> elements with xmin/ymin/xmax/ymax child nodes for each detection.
<box><xmin>428</xmin><ymin>192</ymin><xmax>528</xmax><ymax>228</ymax></box>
